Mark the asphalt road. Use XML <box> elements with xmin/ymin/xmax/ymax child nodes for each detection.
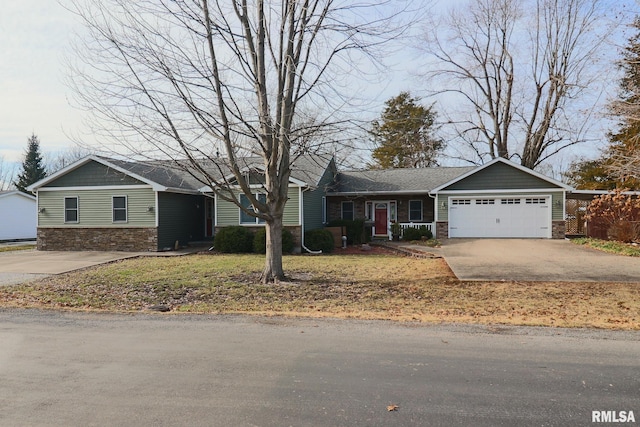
<box><xmin>0</xmin><ymin>310</ymin><xmax>638</xmax><ymax>427</ymax></box>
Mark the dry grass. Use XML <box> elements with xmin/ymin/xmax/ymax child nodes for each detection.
<box><xmin>0</xmin><ymin>253</ymin><xmax>638</xmax><ymax>330</ymax></box>
<box><xmin>0</xmin><ymin>245</ymin><xmax>35</xmax><ymax>253</ymax></box>
<box><xmin>571</xmin><ymin>238</ymin><xmax>640</xmax><ymax>257</ymax></box>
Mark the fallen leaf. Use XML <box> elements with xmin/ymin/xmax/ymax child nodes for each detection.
<box><xmin>387</xmin><ymin>404</ymin><xmax>399</xmax><ymax>412</ymax></box>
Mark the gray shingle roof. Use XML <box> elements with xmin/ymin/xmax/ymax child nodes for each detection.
<box><xmin>330</xmin><ymin>166</ymin><xmax>476</xmax><ymax>194</ymax></box>
<box><xmin>104</xmin><ymin>153</ymin><xmax>334</xmax><ymax>191</ymax></box>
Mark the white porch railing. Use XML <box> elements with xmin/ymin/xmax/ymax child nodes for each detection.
<box><xmin>371</xmin><ymin>222</ymin><xmax>436</xmax><ymax>240</ymax></box>
<box><xmin>399</xmin><ymin>222</ymin><xmax>435</xmax><ymax>234</ymax></box>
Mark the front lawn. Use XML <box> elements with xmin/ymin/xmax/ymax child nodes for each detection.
<box><xmin>571</xmin><ymin>238</ymin><xmax>640</xmax><ymax>257</ymax></box>
<box><xmin>0</xmin><ymin>244</ymin><xmax>35</xmax><ymax>253</ymax></box>
<box><xmin>0</xmin><ymin>253</ymin><xmax>638</xmax><ymax>329</ymax></box>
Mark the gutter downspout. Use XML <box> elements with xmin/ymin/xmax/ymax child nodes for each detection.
<box><xmin>300</xmin><ymin>187</ymin><xmax>322</xmax><ymax>254</ymax></box>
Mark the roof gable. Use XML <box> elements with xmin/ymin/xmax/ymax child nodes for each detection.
<box><xmin>433</xmin><ymin>158</ymin><xmax>571</xmax><ymax>192</ymax></box>
<box><xmin>42</xmin><ymin>159</ymin><xmax>145</xmax><ymax>187</ymax></box>
<box><xmin>27</xmin><ymin>156</ymin><xmax>176</xmax><ymax>192</ymax></box>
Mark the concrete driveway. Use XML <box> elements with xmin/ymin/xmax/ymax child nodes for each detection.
<box><xmin>438</xmin><ymin>239</ymin><xmax>640</xmax><ymax>282</ymax></box>
<box><xmin>0</xmin><ymin>250</ymin><xmax>140</xmax><ymax>286</ymax></box>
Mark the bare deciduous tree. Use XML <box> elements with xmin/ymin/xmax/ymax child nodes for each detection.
<box><xmin>67</xmin><ymin>0</ymin><xmax>409</xmax><ymax>282</ymax></box>
<box><xmin>0</xmin><ymin>156</ymin><xmax>16</xmax><ymax>191</ymax></box>
<box><xmin>46</xmin><ymin>146</ymin><xmax>92</xmax><ymax>174</ymax></box>
<box><xmin>421</xmin><ymin>0</ymin><xmax>622</xmax><ymax>169</ymax></box>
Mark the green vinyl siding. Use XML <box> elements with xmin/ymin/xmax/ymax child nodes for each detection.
<box><xmin>437</xmin><ymin>192</ymin><xmax>564</xmax><ymax>221</ymax></box>
<box><xmin>443</xmin><ymin>162</ymin><xmax>559</xmax><ymax>191</ymax></box>
<box><xmin>303</xmin><ymin>159</ymin><xmax>335</xmax><ymax>231</ymax></box>
<box><xmin>44</xmin><ymin>161</ymin><xmax>144</xmax><ymax>187</ymax></box>
<box><xmin>216</xmin><ymin>187</ymin><xmax>300</xmax><ymax>226</ymax></box>
<box><xmin>37</xmin><ymin>188</ymin><xmax>156</xmax><ymax>227</ymax></box>
<box><xmin>157</xmin><ymin>193</ymin><xmax>205</xmax><ymax>249</ymax></box>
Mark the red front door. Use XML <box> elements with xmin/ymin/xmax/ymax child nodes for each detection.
<box><xmin>374</xmin><ymin>203</ymin><xmax>388</xmax><ymax>235</ymax></box>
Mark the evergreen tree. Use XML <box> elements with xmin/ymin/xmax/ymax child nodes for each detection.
<box><xmin>564</xmin><ymin>158</ymin><xmax>617</xmax><ymax>190</ymax></box>
<box><xmin>370</xmin><ymin>92</ymin><xmax>444</xmax><ymax>169</ymax></box>
<box><xmin>14</xmin><ymin>133</ymin><xmax>47</xmax><ymax>193</ymax></box>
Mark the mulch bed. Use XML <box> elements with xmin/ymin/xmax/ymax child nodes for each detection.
<box><xmin>332</xmin><ymin>244</ymin><xmax>396</xmax><ymax>255</ymax></box>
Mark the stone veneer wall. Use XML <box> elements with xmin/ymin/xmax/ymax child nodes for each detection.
<box><xmin>552</xmin><ymin>220</ymin><xmax>566</xmax><ymax>239</ymax></box>
<box><xmin>436</xmin><ymin>222</ymin><xmax>448</xmax><ymax>239</ymax></box>
<box><xmin>37</xmin><ymin>227</ymin><xmax>158</xmax><ymax>252</ymax></box>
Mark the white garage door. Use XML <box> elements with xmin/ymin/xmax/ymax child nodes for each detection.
<box><xmin>448</xmin><ymin>196</ymin><xmax>551</xmax><ymax>238</ymax></box>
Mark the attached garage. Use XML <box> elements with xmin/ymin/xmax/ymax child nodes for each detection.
<box><xmin>448</xmin><ymin>196</ymin><xmax>551</xmax><ymax>238</ymax></box>
<box><xmin>433</xmin><ymin>158</ymin><xmax>571</xmax><ymax>239</ymax></box>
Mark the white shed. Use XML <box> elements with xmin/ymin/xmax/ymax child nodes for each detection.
<box><xmin>0</xmin><ymin>191</ymin><xmax>37</xmax><ymax>240</ymax></box>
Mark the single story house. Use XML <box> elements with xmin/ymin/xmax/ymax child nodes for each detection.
<box><xmin>27</xmin><ymin>154</ymin><xmax>336</xmax><ymax>251</ymax></box>
<box><xmin>27</xmin><ymin>155</ymin><xmax>570</xmax><ymax>251</ymax></box>
<box><xmin>326</xmin><ymin>157</ymin><xmax>571</xmax><ymax>240</ymax></box>
<box><xmin>0</xmin><ymin>190</ymin><xmax>37</xmax><ymax>241</ymax></box>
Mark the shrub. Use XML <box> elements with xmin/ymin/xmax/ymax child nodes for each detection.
<box><xmin>213</xmin><ymin>226</ymin><xmax>254</xmax><ymax>253</ymax></box>
<box><xmin>253</xmin><ymin>227</ymin><xmax>295</xmax><ymax>254</ymax></box>
<box><xmin>327</xmin><ymin>219</ymin><xmax>367</xmax><ymax>244</ymax></box>
<box><xmin>402</xmin><ymin>225</ymin><xmax>433</xmax><ymax>241</ymax></box>
<box><xmin>418</xmin><ymin>225</ymin><xmax>433</xmax><ymax>240</ymax></box>
<box><xmin>587</xmin><ymin>190</ymin><xmax>640</xmax><ymax>243</ymax></box>
<box><xmin>304</xmin><ymin>229</ymin><xmax>334</xmax><ymax>253</ymax></box>
<box><xmin>402</xmin><ymin>227</ymin><xmax>421</xmax><ymax>241</ymax></box>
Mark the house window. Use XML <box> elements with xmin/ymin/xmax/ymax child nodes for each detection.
<box><xmin>341</xmin><ymin>201</ymin><xmax>354</xmax><ymax>220</ymax></box>
<box><xmin>64</xmin><ymin>197</ymin><xmax>78</xmax><ymax>223</ymax></box>
<box><xmin>409</xmin><ymin>200</ymin><xmax>423</xmax><ymax>222</ymax></box>
<box><xmin>452</xmin><ymin>199</ymin><xmax>471</xmax><ymax>205</ymax></box>
<box><xmin>112</xmin><ymin>196</ymin><xmax>128</xmax><ymax>223</ymax></box>
<box><xmin>240</xmin><ymin>193</ymin><xmax>266</xmax><ymax>224</ymax></box>
<box><xmin>389</xmin><ymin>201</ymin><xmax>397</xmax><ymax>222</ymax></box>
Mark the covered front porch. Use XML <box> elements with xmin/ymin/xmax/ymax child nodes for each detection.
<box><xmin>326</xmin><ymin>195</ymin><xmax>436</xmax><ymax>240</ymax></box>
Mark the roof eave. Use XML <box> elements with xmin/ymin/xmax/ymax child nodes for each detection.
<box><xmin>0</xmin><ymin>190</ymin><xmax>36</xmax><ymax>201</ymax></box>
<box><xmin>327</xmin><ymin>190</ymin><xmax>434</xmax><ymax>196</ymax></box>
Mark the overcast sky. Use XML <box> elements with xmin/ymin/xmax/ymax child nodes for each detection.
<box><xmin>0</xmin><ymin>1</ymin><xmax>82</xmax><ymax>162</ymax></box>
<box><xmin>0</xmin><ymin>0</ymin><xmax>637</xmax><ymax>170</ymax></box>
<box><xmin>0</xmin><ymin>1</ymin><xmax>416</xmax><ymax>166</ymax></box>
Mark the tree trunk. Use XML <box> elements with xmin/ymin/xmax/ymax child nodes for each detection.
<box><xmin>262</xmin><ymin>217</ymin><xmax>285</xmax><ymax>283</ymax></box>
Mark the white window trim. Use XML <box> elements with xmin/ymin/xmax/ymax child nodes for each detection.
<box><xmin>112</xmin><ymin>195</ymin><xmax>128</xmax><ymax>223</ymax></box>
<box><xmin>64</xmin><ymin>196</ymin><xmax>79</xmax><ymax>224</ymax></box>
<box><xmin>239</xmin><ymin>193</ymin><xmax>266</xmax><ymax>225</ymax></box>
<box><xmin>321</xmin><ymin>196</ymin><xmax>327</xmax><ymax>224</ymax></box>
<box><xmin>408</xmin><ymin>199</ymin><xmax>423</xmax><ymax>222</ymax></box>
<box><xmin>364</xmin><ymin>201</ymin><xmax>373</xmax><ymax>221</ymax></box>
<box><xmin>341</xmin><ymin>201</ymin><xmax>354</xmax><ymax>220</ymax></box>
